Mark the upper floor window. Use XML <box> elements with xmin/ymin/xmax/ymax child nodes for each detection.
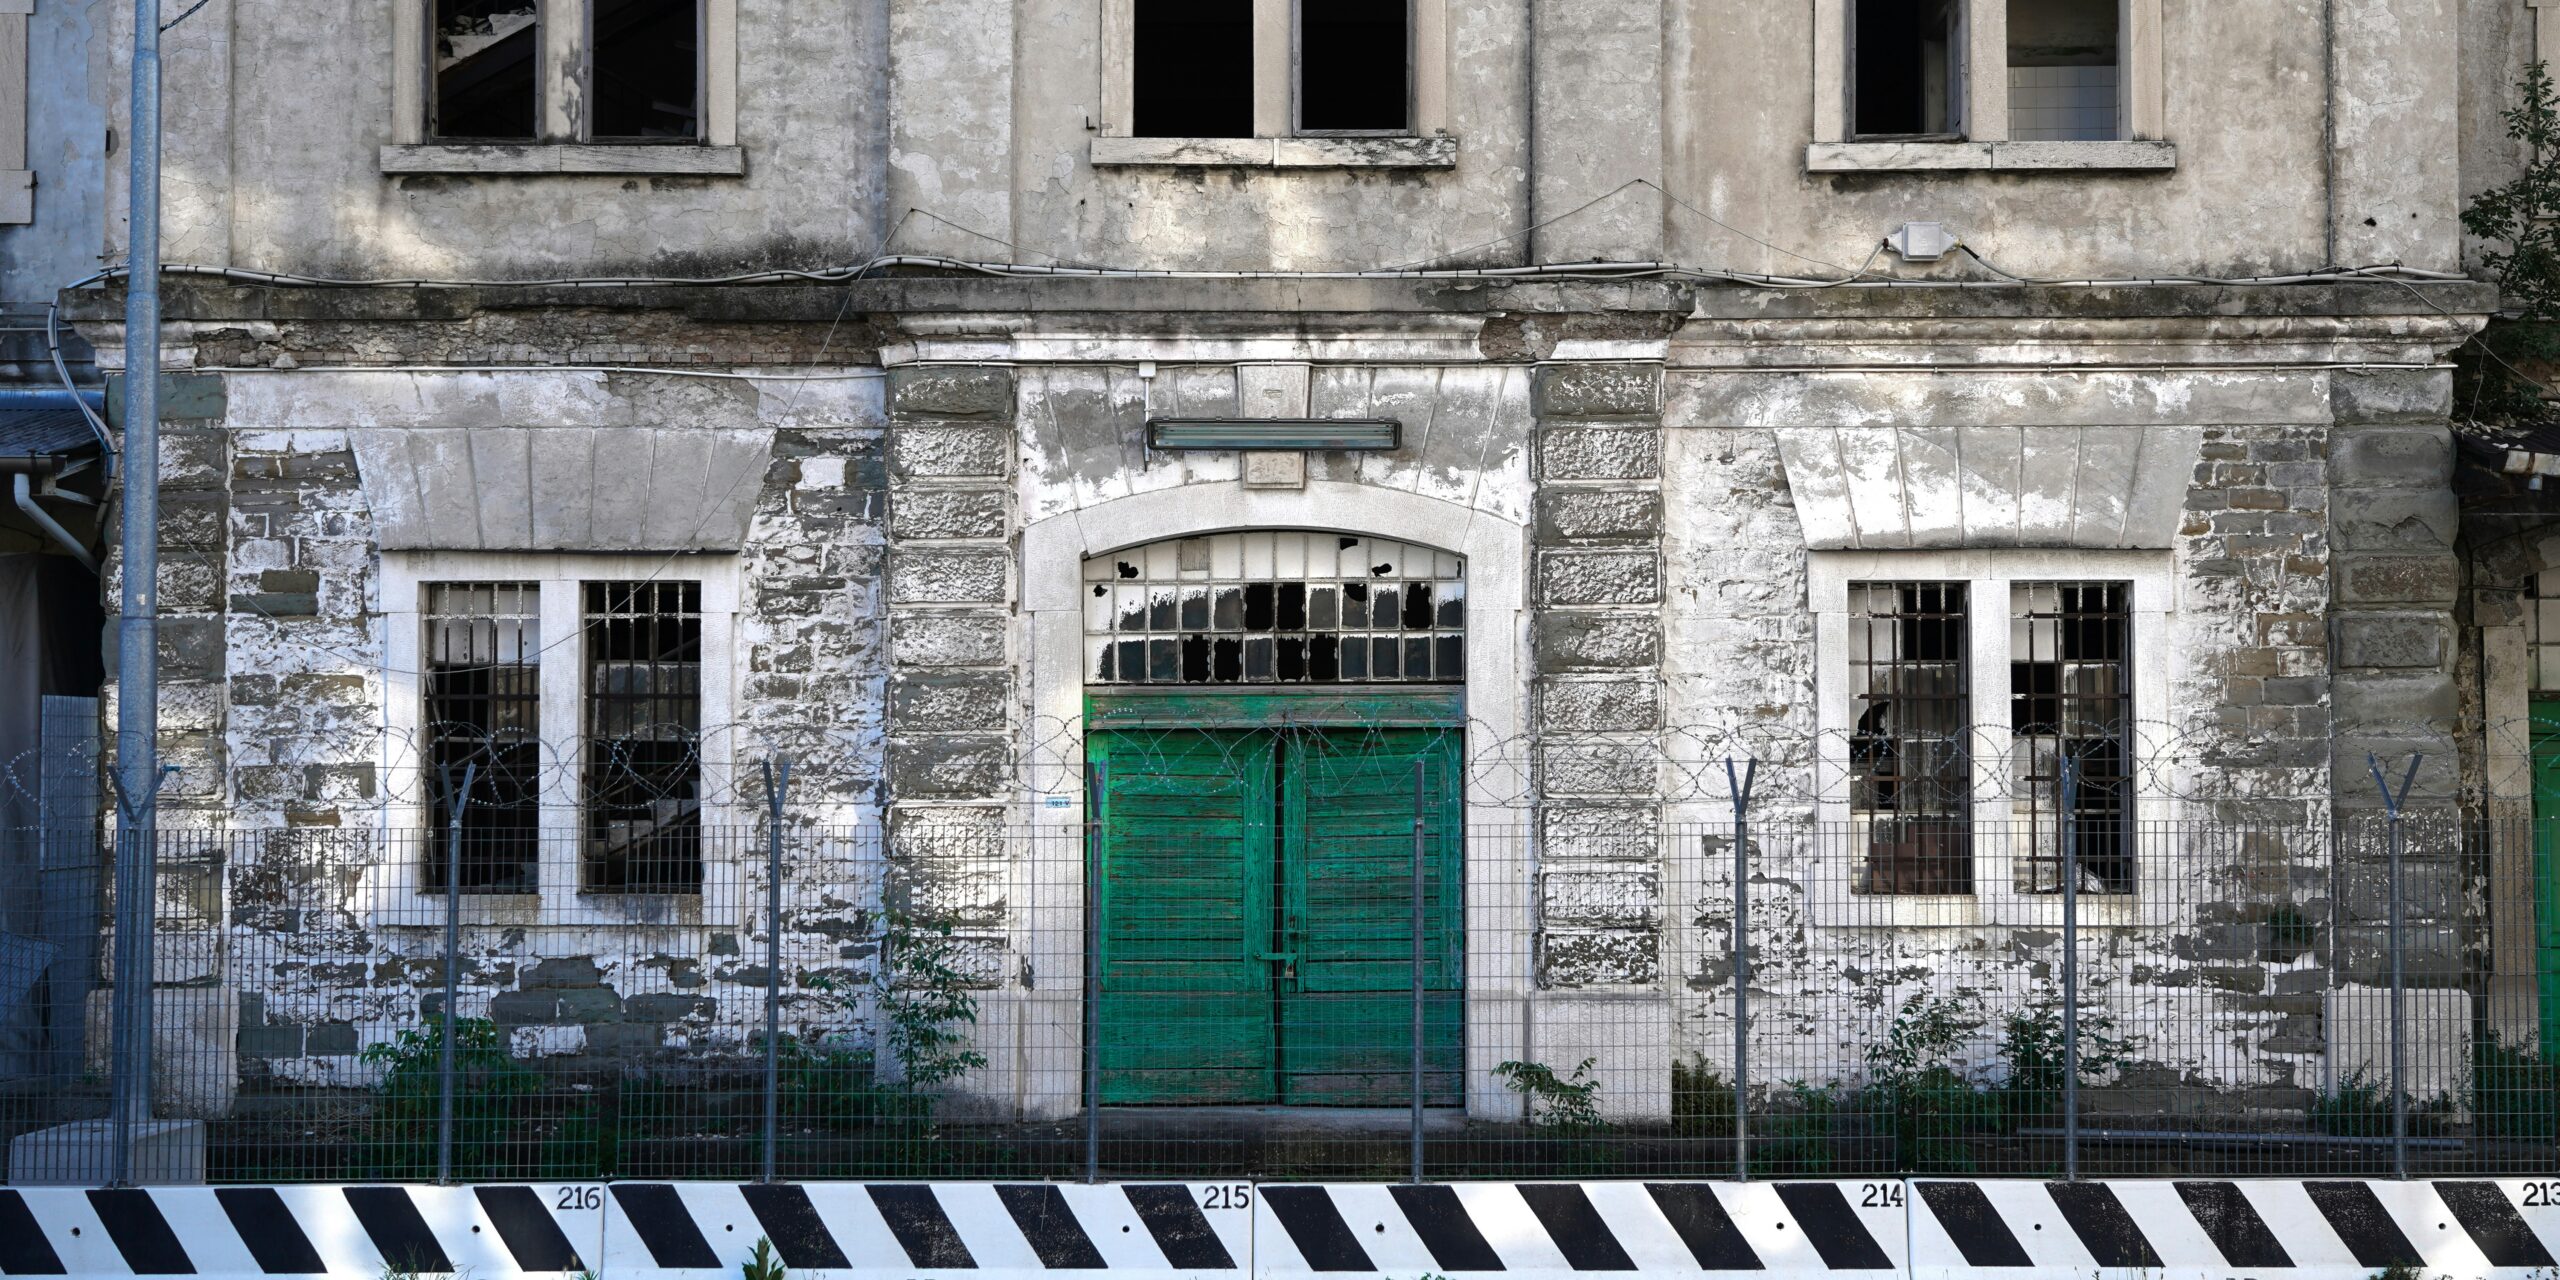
<box><xmin>430</xmin><ymin>0</ymin><xmax>701</xmax><ymax>142</ymax></box>
<box><xmin>1812</xmin><ymin>0</ymin><xmax>2170</xmax><ymax>172</ymax></box>
<box><xmin>1098</xmin><ymin>0</ymin><xmax>1451</xmax><ymax>167</ymax></box>
<box><xmin>390</xmin><ymin>0</ymin><xmax>741</xmax><ymax>172</ymax></box>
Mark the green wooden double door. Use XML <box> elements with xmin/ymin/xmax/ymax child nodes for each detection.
<box><xmin>2531</xmin><ymin>703</ymin><xmax>2560</xmax><ymax>1055</ymax></box>
<box><xmin>1089</xmin><ymin>723</ymin><xmax>1463</xmax><ymax>1106</ymax></box>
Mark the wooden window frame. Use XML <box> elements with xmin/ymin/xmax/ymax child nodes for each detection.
<box><xmin>1095</xmin><ymin>0</ymin><xmax>1451</xmax><ymax>168</ymax></box>
<box><xmin>1</xmin><ymin>0</ymin><xmax>32</xmax><ymax>224</ymax></box>
<box><xmin>1809</xmin><ymin>0</ymin><xmax>2173</xmax><ymax>173</ymax></box>
<box><xmin>379</xmin><ymin>551</ymin><xmax>741</xmax><ymax>924</ymax></box>
<box><xmin>384</xmin><ymin>0</ymin><xmax>742</xmax><ymax>175</ymax></box>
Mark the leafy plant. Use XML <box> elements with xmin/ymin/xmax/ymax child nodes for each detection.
<box><xmin>2460</xmin><ymin>61</ymin><xmax>2560</xmax><ymax>425</ymax></box>
<box><xmin>2312</xmin><ymin>1068</ymin><xmax>2457</xmax><ymax>1139</ymax></box>
<box><xmin>1495</xmin><ymin>1057</ymin><xmax>1609</xmax><ymax>1131</ymax></box>
<box><xmin>880</xmin><ymin>911</ymin><xmax>990</xmax><ymax>1091</ymax></box>
<box><xmin>1670</xmin><ymin>1058</ymin><xmax>1735</xmax><ymax>1135</ymax></box>
<box><xmin>1996</xmin><ymin>1001</ymin><xmax>2136</xmax><ymax>1123</ymax></box>
<box><xmin>1753</xmin><ymin>1081</ymin><xmax>1844</xmax><ymax>1178</ymax></box>
<box><xmin>1863</xmin><ymin>992</ymin><xmax>2000</xmax><ymax>1172</ymax></box>
<box><xmin>357</xmin><ymin>1016</ymin><xmax>597</xmax><ymax>1180</ymax></box>
<box><xmin>2471</xmin><ymin>1034</ymin><xmax>2559</xmax><ymax>1141</ymax></box>
<box><xmin>742</xmin><ymin>1237</ymin><xmax>787</xmax><ymax>1280</ymax></box>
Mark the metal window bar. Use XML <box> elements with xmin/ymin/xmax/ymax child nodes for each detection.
<box><xmin>423</xmin><ymin>582</ymin><xmax>542</xmax><ymax>893</ymax></box>
<box><xmin>1849</xmin><ymin>581</ymin><xmax>1973</xmax><ymax>894</ymax></box>
<box><xmin>1085</xmin><ymin>532</ymin><xmax>1466</xmax><ymax>685</ymax></box>
<box><xmin>582</xmin><ymin>579</ymin><xmax>705</xmax><ymax>893</ymax></box>
<box><xmin>2011</xmin><ymin>581</ymin><xmax>2134</xmax><ymax>894</ymax></box>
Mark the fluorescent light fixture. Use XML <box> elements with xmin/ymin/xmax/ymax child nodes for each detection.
<box><xmin>1146</xmin><ymin>418</ymin><xmax>1402</xmax><ymax>451</ymax></box>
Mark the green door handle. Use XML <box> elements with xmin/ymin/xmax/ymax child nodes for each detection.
<box><xmin>1256</xmin><ymin>952</ymin><xmax>1297</xmax><ymax>963</ymax></box>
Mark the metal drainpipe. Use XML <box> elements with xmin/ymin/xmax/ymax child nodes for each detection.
<box><xmin>107</xmin><ymin>0</ymin><xmax>166</xmax><ymax>1190</ymax></box>
<box><xmin>12</xmin><ymin>470</ymin><xmax>100</xmax><ymax>571</ymax></box>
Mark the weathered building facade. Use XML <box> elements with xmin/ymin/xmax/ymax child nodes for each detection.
<box><xmin>11</xmin><ymin>0</ymin><xmax>2557</xmax><ymax>1138</ymax></box>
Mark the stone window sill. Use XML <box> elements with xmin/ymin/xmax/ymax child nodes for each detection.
<box><xmin>1804</xmin><ymin>140</ymin><xmax>2176</xmax><ymax>173</ymax></box>
<box><xmin>379</xmin><ymin>144</ymin><xmax>748</xmax><ymax>177</ymax></box>
<box><xmin>1090</xmin><ymin>135</ymin><xmax>1458</xmax><ymax>169</ymax></box>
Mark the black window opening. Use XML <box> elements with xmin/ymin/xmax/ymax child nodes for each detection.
<box><xmin>1133</xmin><ymin>0</ymin><xmax>1256</xmax><ymax>138</ymax></box>
<box><xmin>2006</xmin><ymin>0</ymin><xmax>2120</xmax><ymax>141</ymax></box>
<box><xmin>423</xmin><ymin>583</ymin><xmax>544</xmax><ymax>893</ymax></box>
<box><xmin>589</xmin><ymin>0</ymin><xmax>703</xmax><ymax>139</ymax></box>
<box><xmin>583</xmin><ymin>580</ymin><xmax>704</xmax><ymax>893</ymax></box>
<box><xmin>432</xmin><ymin>0</ymin><xmax>541</xmax><ymax>140</ymax></box>
<box><xmin>1299</xmin><ymin>0</ymin><xmax>1410</xmax><ymax>133</ymax></box>
<box><xmin>2011</xmin><ymin>581</ymin><xmax>2133</xmax><ymax>894</ymax></box>
<box><xmin>1850</xmin><ymin>581</ymin><xmax>1974</xmax><ymax>895</ymax></box>
<box><xmin>1852</xmin><ymin>0</ymin><xmax>1964</xmax><ymax>138</ymax></box>
<box><xmin>1087</xmin><ymin>533</ymin><xmax>1464</xmax><ymax>686</ymax></box>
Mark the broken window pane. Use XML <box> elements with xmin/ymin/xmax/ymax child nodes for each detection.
<box><xmin>1299</xmin><ymin>0</ymin><xmax>1409</xmax><ymax>133</ymax></box>
<box><xmin>590</xmin><ymin>0</ymin><xmax>703</xmax><ymax>139</ymax></box>
<box><xmin>1849</xmin><ymin>581</ymin><xmax>1972</xmax><ymax>894</ymax></box>
<box><xmin>423</xmin><ymin>582</ymin><xmax>542</xmax><ymax>892</ymax></box>
<box><xmin>2006</xmin><ymin>0</ymin><xmax>2119</xmax><ymax>141</ymax></box>
<box><xmin>1852</xmin><ymin>0</ymin><xmax>1964</xmax><ymax>138</ymax></box>
<box><xmin>432</xmin><ymin>0</ymin><xmax>540</xmax><ymax>140</ymax></box>
<box><xmin>1133</xmin><ymin>0</ymin><xmax>1255</xmax><ymax>138</ymax></box>
<box><xmin>582</xmin><ymin>580</ymin><xmax>703</xmax><ymax>893</ymax></box>
<box><xmin>2010</xmin><ymin>581</ymin><xmax>2133</xmax><ymax>894</ymax></box>
<box><xmin>1084</xmin><ymin>532</ymin><xmax>1465</xmax><ymax>686</ymax></box>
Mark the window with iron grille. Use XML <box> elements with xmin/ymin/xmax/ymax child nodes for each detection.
<box><xmin>2011</xmin><ymin>581</ymin><xmax>2133</xmax><ymax>893</ymax></box>
<box><xmin>1849</xmin><ymin>581</ymin><xmax>1974</xmax><ymax>894</ymax></box>
<box><xmin>1084</xmin><ymin>532</ymin><xmax>1465</xmax><ymax>685</ymax></box>
<box><xmin>422</xmin><ymin>583</ymin><xmax>543</xmax><ymax>893</ymax></box>
<box><xmin>583</xmin><ymin>580</ymin><xmax>703</xmax><ymax>892</ymax></box>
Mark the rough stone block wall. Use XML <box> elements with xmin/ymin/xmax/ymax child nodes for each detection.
<box><xmin>882</xmin><ymin>366</ymin><xmax>1018</xmax><ymax>960</ymax></box>
<box><xmin>1531</xmin><ymin>363</ymin><xmax>1665</xmax><ymax>990</ymax></box>
<box><xmin>2324</xmin><ymin>369</ymin><xmax>2467</xmax><ymax>992</ymax></box>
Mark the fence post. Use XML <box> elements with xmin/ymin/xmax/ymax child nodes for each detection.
<box><xmin>760</xmin><ymin>758</ymin><xmax>790</xmax><ymax>1184</ymax></box>
<box><xmin>1410</xmin><ymin>759</ymin><xmax>1427</xmax><ymax>1185</ymax></box>
<box><xmin>104</xmin><ymin>763</ymin><xmax>176</xmax><ymax>1188</ymax></box>
<box><xmin>436</xmin><ymin>762</ymin><xmax>476</xmax><ymax>1188</ymax></box>
<box><xmin>2367</xmin><ymin>752</ymin><xmax>2421</xmax><ymax>1180</ymax></box>
<box><xmin>1723</xmin><ymin>757</ymin><xmax>1756</xmax><ymax>1182</ymax></box>
<box><xmin>1084</xmin><ymin>762</ymin><xmax>1104</xmax><ymax>1185</ymax></box>
<box><xmin>2059</xmin><ymin>754</ymin><xmax>2079</xmax><ymax>1183</ymax></box>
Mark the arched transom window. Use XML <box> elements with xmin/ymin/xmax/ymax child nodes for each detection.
<box><xmin>1085</xmin><ymin>531</ymin><xmax>1466</xmax><ymax>685</ymax></box>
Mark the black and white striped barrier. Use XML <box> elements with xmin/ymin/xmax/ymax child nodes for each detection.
<box><xmin>1909</xmin><ymin>1179</ymin><xmax>2560</xmax><ymax>1280</ymax></box>
<box><xmin>0</xmin><ymin>1184</ymin><xmax>600</xmax><ymax>1277</ymax></box>
<box><xmin>6</xmin><ymin>1178</ymin><xmax>2556</xmax><ymax>1279</ymax></box>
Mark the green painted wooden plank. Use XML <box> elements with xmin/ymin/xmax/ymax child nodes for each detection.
<box><xmin>1092</xmin><ymin>728</ymin><xmax>1278</xmax><ymax>1104</ymax></box>
<box><xmin>2534</xmin><ymin>702</ymin><xmax>2560</xmax><ymax>1058</ymax></box>
<box><xmin>1088</xmin><ymin>688</ymin><xmax>1464</xmax><ymax>730</ymax></box>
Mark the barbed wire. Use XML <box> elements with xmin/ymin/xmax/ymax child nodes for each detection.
<box><xmin>7</xmin><ymin>710</ymin><xmax>2556</xmax><ymax>820</ymax></box>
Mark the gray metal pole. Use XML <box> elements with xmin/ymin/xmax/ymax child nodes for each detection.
<box><xmin>761</xmin><ymin>758</ymin><xmax>789</xmax><ymax>1184</ymax></box>
<box><xmin>1410</xmin><ymin>760</ymin><xmax>1426</xmax><ymax>1185</ymax></box>
<box><xmin>1083</xmin><ymin>763</ymin><xmax>1103</xmax><ymax>1184</ymax></box>
<box><xmin>437</xmin><ymin>764</ymin><xmax>475</xmax><ymax>1187</ymax></box>
<box><xmin>2059</xmin><ymin>754</ymin><xmax>2080</xmax><ymax>1182</ymax></box>
<box><xmin>2366</xmin><ymin>752</ymin><xmax>2420</xmax><ymax>1181</ymax></box>
<box><xmin>1724</xmin><ymin>757</ymin><xmax>1755</xmax><ymax>1182</ymax></box>
<box><xmin>105</xmin><ymin>0</ymin><xmax>165</xmax><ymax>1191</ymax></box>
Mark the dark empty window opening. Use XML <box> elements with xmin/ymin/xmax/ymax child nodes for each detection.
<box><xmin>2006</xmin><ymin>0</ymin><xmax>2119</xmax><ymax>141</ymax></box>
<box><xmin>432</xmin><ymin>0</ymin><xmax>540</xmax><ymax>140</ymax></box>
<box><xmin>423</xmin><ymin>583</ymin><xmax>543</xmax><ymax>893</ymax></box>
<box><xmin>1850</xmin><ymin>581</ymin><xmax>1973</xmax><ymax>894</ymax></box>
<box><xmin>589</xmin><ymin>0</ymin><xmax>702</xmax><ymax>139</ymax></box>
<box><xmin>583</xmin><ymin>580</ymin><xmax>704</xmax><ymax>893</ymax></box>
<box><xmin>2010</xmin><ymin>581</ymin><xmax>2133</xmax><ymax>894</ymax></box>
<box><xmin>1853</xmin><ymin>0</ymin><xmax>1964</xmax><ymax>138</ymax></box>
<box><xmin>1299</xmin><ymin>0</ymin><xmax>1410</xmax><ymax>133</ymax></box>
<box><xmin>1134</xmin><ymin>0</ymin><xmax>1255</xmax><ymax>138</ymax></box>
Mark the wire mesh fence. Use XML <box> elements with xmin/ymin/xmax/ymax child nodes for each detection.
<box><xmin>1</xmin><ymin>774</ymin><xmax>2554</xmax><ymax>1185</ymax></box>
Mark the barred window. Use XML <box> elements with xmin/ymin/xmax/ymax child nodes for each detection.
<box><xmin>422</xmin><ymin>583</ymin><xmax>543</xmax><ymax>893</ymax></box>
<box><xmin>1084</xmin><ymin>532</ymin><xmax>1465</xmax><ymax>685</ymax></box>
<box><xmin>583</xmin><ymin>580</ymin><xmax>703</xmax><ymax>893</ymax></box>
<box><xmin>1849</xmin><ymin>581</ymin><xmax>1973</xmax><ymax>895</ymax></box>
<box><xmin>2011</xmin><ymin>581</ymin><xmax>2133</xmax><ymax>893</ymax></box>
